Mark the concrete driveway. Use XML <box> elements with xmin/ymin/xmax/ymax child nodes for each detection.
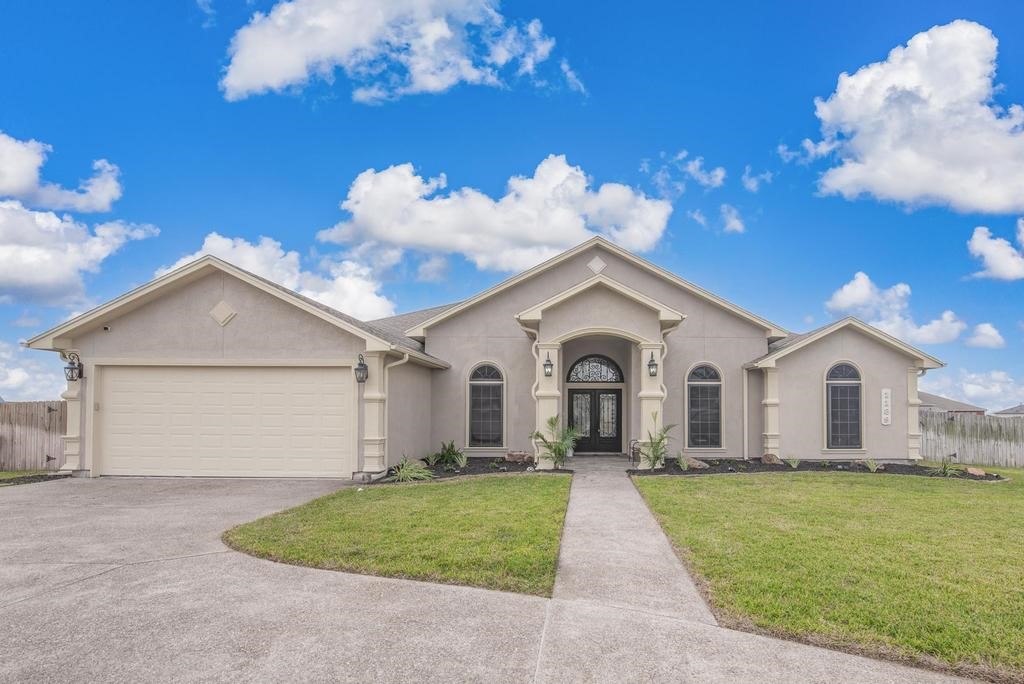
<box><xmin>0</xmin><ymin>476</ymin><xmax>967</xmax><ymax>683</ymax></box>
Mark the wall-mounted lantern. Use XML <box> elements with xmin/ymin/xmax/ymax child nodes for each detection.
<box><xmin>543</xmin><ymin>353</ymin><xmax>554</xmax><ymax>377</ymax></box>
<box><xmin>64</xmin><ymin>352</ymin><xmax>84</xmax><ymax>382</ymax></box>
<box><xmin>354</xmin><ymin>354</ymin><xmax>369</xmax><ymax>384</ymax></box>
<box><xmin>647</xmin><ymin>351</ymin><xmax>659</xmax><ymax>377</ymax></box>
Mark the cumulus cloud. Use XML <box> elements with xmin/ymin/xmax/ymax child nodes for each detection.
<box><xmin>741</xmin><ymin>165</ymin><xmax>773</xmax><ymax>192</ymax></box>
<box><xmin>687</xmin><ymin>209</ymin><xmax>707</xmax><ymax>227</ymax></box>
<box><xmin>719</xmin><ymin>204</ymin><xmax>745</xmax><ymax>234</ymax></box>
<box><xmin>921</xmin><ymin>368</ymin><xmax>1024</xmax><ymax>412</ymax></box>
<box><xmin>0</xmin><ymin>341</ymin><xmax>65</xmax><ymax>402</ymax></box>
<box><xmin>318</xmin><ymin>154</ymin><xmax>672</xmax><ymax>272</ymax></box>
<box><xmin>640</xmin><ymin>149</ymin><xmax>725</xmax><ymax>198</ymax></box>
<box><xmin>221</xmin><ymin>0</ymin><xmax>577</xmax><ymax>103</ymax></box>
<box><xmin>416</xmin><ymin>254</ymin><xmax>448</xmax><ymax>282</ymax></box>
<box><xmin>968</xmin><ymin>219</ymin><xmax>1024</xmax><ymax>280</ymax></box>
<box><xmin>826</xmin><ymin>271</ymin><xmax>966</xmax><ymax>344</ymax></box>
<box><xmin>196</xmin><ymin>0</ymin><xmax>216</xmax><ymax>28</ymax></box>
<box><xmin>792</xmin><ymin>20</ymin><xmax>1024</xmax><ymax>213</ymax></box>
<box><xmin>0</xmin><ymin>200</ymin><xmax>158</xmax><ymax>305</ymax></box>
<box><xmin>966</xmin><ymin>323</ymin><xmax>1006</xmax><ymax>349</ymax></box>
<box><xmin>0</xmin><ymin>131</ymin><xmax>122</xmax><ymax>213</ymax></box>
<box><xmin>158</xmin><ymin>232</ymin><xmax>395</xmax><ymax>320</ymax></box>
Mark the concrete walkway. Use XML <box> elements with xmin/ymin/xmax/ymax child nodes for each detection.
<box><xmin>0</xmin><ymin>472</ymin><xmax>971</xmax><ymax>683</ymax></box>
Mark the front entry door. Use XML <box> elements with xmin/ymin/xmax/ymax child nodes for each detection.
<box><xmin>568</xmin><ymin>389</ymin><xmax>622</xmax><ymax>453</ymax></box>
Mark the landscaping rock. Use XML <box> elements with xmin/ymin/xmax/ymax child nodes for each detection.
<box><xmin>760</xmin><ymin>453</ymin><xmax>783</xmax><ymax>466</ymax></box>
<box><xmin>683</xmin><ymin>456</ymin><xmax>710</xmax><ymax>470</ymax></box>
<box><xmin>505</xmin><ymin>451</ymin><xmax>533</xmax><ymax>463</ymax></box>
<box><xmin>966</xmin><ymin>467</ymin><xmax>987</xmax><ymax>477</ymax></box>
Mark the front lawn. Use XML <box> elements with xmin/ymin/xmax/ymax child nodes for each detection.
<box><xmin>0</xmin><ymin>470</ymin><xmax>48</xmax><ymax>481</ymax></box>
<box><xmin>224</xmin><ymin>474</ymin><xmax>572</xmax><ymax>596</ymax></box>
<box><xmin>634</xmin><ymin>467</ymin><xmax>1024</xmax><ymax>682</ymax></box>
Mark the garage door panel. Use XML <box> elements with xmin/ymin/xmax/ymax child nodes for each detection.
<box><xmin>98</xmin><ymin>366</ymin><xmax>354</xmax><ymax>477</ymax></box>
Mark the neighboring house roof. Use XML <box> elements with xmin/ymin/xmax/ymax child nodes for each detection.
<box><xmin>404</xmin><ymin>236</ymin><xmax>789</xmax><ymax>339</ymax></box>
<box><xmin>747</xmin><ymin>317</ymin><xmax>944</xmax><ymax>370</ymax></box>
<box><xmin>993</xmin><ymin>403</ymin><xmax>1024</xmax><ymax>416</ymax></box>
<box><xmin>918</xmin><ymin>392</ymin><xmax>987</xmax><ymax>414</ymax></box>
<box><xmin>23</xmin><ymin>256</ymin><xmax>449</xmax><ymax>368</ymax></box>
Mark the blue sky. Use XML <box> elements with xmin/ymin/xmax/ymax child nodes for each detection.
<box><xmin>1</xmin><ymin>1</ymin><xmax>1023</xmax><ymax>409</ymax></box>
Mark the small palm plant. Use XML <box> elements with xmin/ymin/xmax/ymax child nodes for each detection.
<box><xmin>531</xmin><ymin>415</ymin><xmax>579</xmax><ymax>470</ymax></box>
<box><xmin>639</xmin><ymin>413</ymin><xmax>676</xmax><ymax>469</ymax></box>
<box><xmin>388</xmin><ymin>457</ymin><xmax>434</xmax><ymax>482</ymax></box>
<box><xmin>784</xmin><ymin>458</ymin><xmax>800</xmax><ymax>469</ymax></box>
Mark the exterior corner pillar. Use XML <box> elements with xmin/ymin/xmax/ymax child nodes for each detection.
<box><xmin>60</xmin><ymin>381</ymin><xmax>83</xmax><ymax>473</ymax></box>
<box><xmin>534</xmin><ymin>343</ymin><xmax>562</xmax><ymax>470</ymax></box>
<box><xmin>360</xmin><ymin>352</ymin><xmax>388</xmax><ymax>473</ymax></box>
<box><xmin>907</xmin><ymin>367</ymin><xmax>923</xmax><ymax>461</ymax></box>
<box><xmin>761</xmin><ymin>366</ymin><xmax>780</xmax><ymax>457</ymax></box>
<box><xmin>636</xmin><ymin>342</ymin><xmax>666</xmax><ymax>469</ymax></box>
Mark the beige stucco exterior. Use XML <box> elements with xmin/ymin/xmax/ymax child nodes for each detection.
<box><xmin>26</xmin><ymin>237</ymin><xmax>943</xmax><ymax>478</ymax></box>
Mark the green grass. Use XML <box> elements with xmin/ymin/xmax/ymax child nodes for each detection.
<box><xmin>634</xmin><ymin>467</ymin><xmax>1024</xmax><ymax>681</ymax></box>
<box><xmin>0</xmin><ymin>470</ymin><xmax>47</xmax><ymax>481</ymax></box>
<box><xmin>224</xmin><ymin>474</ymin><xmax>572</xmax><ymax>596</ymax></box>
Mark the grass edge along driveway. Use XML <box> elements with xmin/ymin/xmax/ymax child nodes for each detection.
<box><xmin>634</xmin><ymin>468</ymin><xmax>1024</xmax><ymax>684</ymax></box>
<box><xmin>224</xmin><ymin>473</ymin><xmax>572</xmax><ymax>596</ymax></box>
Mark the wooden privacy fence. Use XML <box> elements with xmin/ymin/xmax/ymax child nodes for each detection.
<box><xmin>920</xmin><ymin>411</ymin><xmax>1024</xmax><ymax>469</ymax></box>
<box><xmin>0</xmin><ymin>401</ymin><xmax>67</xmax><ymax>471</ymax></box>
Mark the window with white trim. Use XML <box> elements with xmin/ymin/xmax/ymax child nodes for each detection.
<box><xmin>687</xmin><ymin>365</ymin><xmax>722</xmax><ymax>448</ymax></box>
<box><xmin>826</xmin><ymin>363</ymin><xmax>862</xmax><ymax>449</ymax></box>
<box><xmin>469</xmin><ymin>364</ymin><xmax>503</xmax><ymax>447</ymax></box>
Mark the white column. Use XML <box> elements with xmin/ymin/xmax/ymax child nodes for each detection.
<box><xmin>534</xmin><ymin>342</ymin><xmax>561</xmax><ymax>470</ymax></box>
<box><xmin>636</xmin><ymin>342</ymin><xmax>666</xmax><ymax>469</ymax></box>
<box><xmin>360</xmin><ymin>352</ymin><xmax>388</xmax><ymax>473</ymax></box>
<box><xmin>60</xmin><ymin>380</ymin><xmax>83</xmax><ymax>473</ymax></box>
<box><xmin>907</xmin><ymin>368</ymin><xmax>923</xmax><ymax>461</ymax></box>
<box><xmin>762</xmin><ymin>367</ymin><xmax>780</xmax><ymax>457</ymax></box>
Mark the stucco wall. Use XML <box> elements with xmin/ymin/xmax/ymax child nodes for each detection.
<box><xmin>775</xmin><ymin>327</ymin><xmax>914</xmax><ymax>460</ymax></box>
<box><xmin>386</xmin><ymin>362</ymin><xmax>433</xmax><ymax>465</ymax></box>
<box><xmin>423</xmin><ymin>244</ymin><xmax>770</xmax><ymax>457</ymax></box>
<box><xmin>73</xmin><ymin>271</ymin><xmax>368</xmax><ymax>359</ymax></box>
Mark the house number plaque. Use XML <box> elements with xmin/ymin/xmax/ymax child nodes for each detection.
<box><xmin>880</xmin><ymin>388</ymin><xmax>892</xmax><ymax>426</ymax></box>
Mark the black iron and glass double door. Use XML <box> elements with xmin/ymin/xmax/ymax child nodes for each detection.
<box><xmin>568</xmin><ymin>389</ymin><xmax>622</xmax><ymax>453</ymax></box>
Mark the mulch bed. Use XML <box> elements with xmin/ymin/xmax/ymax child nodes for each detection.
<box><xmin>379</xmin><ymin>458</ymin><xmax>572</xmax><ymax>482</ymax></box>
<box><xmin>0</xmin><ymin>472</ymin><xmax>72</xmax><ymax>486</ymax></box>
<box><xmin>630</xmin><ymin>458</ymin><xmax>1005</xmax><ymax>481</ymax></box>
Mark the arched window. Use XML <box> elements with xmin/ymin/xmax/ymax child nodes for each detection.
<box><xmin>826</xmin><ymin>363</ymin><xmax>862</xmax><ymax>449</ymax></box>
<box><xmin>468</xmin><ymin>364</ymin><xmax>504</xmax><ymax>447</ymax></box>
<box><xmin>687</xmin><ymin>365</ymin><xmax>722</xmax><ymax>448</ymax></box>
<box><xmin>567</xmin><ymin>355</ymin><xmax>623</xmax><ymax>383</ymax></box>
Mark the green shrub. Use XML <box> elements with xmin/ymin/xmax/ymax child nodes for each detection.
<box><xmin>639</xmin><ymin>414</ymin><xmax>676</xmax><ymax>469</ymax></box>
<box><xmin>784</xmin><ymin>458</ymin><xmax>800</xmax><ymax>469</ymax></box>
<box><xmin>677</xmin><ymin>453</ymin><xmax>690</xmax><ymax>471</ymax></box>
<box><xmin>531</xmin><ymin>415</ymin><xmax>579</xmax><ymax>469</ymax></box>
<box><xmin>388</xmin><ymin>457</ymin><xmax>434</xmax><ymax>483</ymax></box>
<box><xmin>864</xmin><ymin>459</ymin><xmax>880</xmax><ymax>473</ymax></box>
<box><xmin>929</xmin><ymin>457</ymin><xmax>962</xmax><ymax>478</ymax></box>
<box><xmin>430</xmin><ymin>440</ymin><xmax>467</xmax><ymax>471</ymax></box>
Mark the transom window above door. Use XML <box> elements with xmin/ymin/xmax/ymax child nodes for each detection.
<box><xmin>567</xmin><ymin>355</ymin><xmax>623</xmax><ymax>383</ymax></box>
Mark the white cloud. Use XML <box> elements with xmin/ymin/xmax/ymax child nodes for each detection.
<box><xmin>966</xmin><ymin>323</ymin><xmax>1006</xmax><ymax>349</ymax></box>
<box><xmin>687</xmin><ymin>209</ymin><xmax>707</xmax><ymax>227</ymax></box>
<box><xmin>968</xmin><ymin>219</ymin><xmax>1024</xmax><ymax>280</ymax></box>
<box><xmin>826</xmin><ymin>271</ymin><xmax>966</xmax><ymax>344</ymax></box>
<box><xmin>0</xmin><ymin>341</ymin><xmax>65</xmax><ymax>402</ymax></box>
<box><xmin>560</xmin><ymin>59</ymin><xmax>585</xmax><ymax>94</ymax></box>
<box><xmin>196</xmin><ymin>0</ymin><xmax>216</xmax><ymax>28</ymax></box>
<box><xmin>221</xmin><ymin>0</ymin><xmax>571</xmax><ymax>103</ymax></box>
<box><xmin>318</xmin><ymin>154</ymin><xmax>672</xmax><ymax>272</ymax></box>
<box><xmin>921</xmin><ymin>368</ymin><xmax>1024</xmax><ymax>412</ymax></box>
<box><xmin>684</xmin><ymin>156</ymin><xmax>725</xmax><ymax>189</ymax></box>
<box><xmin>719</xmin><ymin>204</ymin><xmax>745</xmax><ymax>234</ymax></box>
<box><xmin>158</xmin><ymin>232</ymin><xmax>395</xmax><ymax>320</ymax></box>
<box><xmin>11</xmin><ymin>313</ymin><xmax>41</xmax><ymax>328</ymax></box>
<box><xmin>797</xmin><ymin>20</ymin><xmax>1024</xmax><ymax>213</ymax></box>
<box><xmin>741</xmin><ymin>165</ymin><xmax>773</xmax><ymax>192</ymax></box>
<box><xmin>640</xmin><ymin>150</ymin><xmax>725</xmax><ymax>198</ymax></box>
<box><xmin>0</xmin><ymin>200</ymin><xmax>158</xmax><ymax>305</ymax></box>
<box><xmin>0</xmin><ymin>131</ymin><xmax>122</xmax><ymax>213</ymax></box>
<box><xmin>416</xmin><ymin>254</ymin><xmax>448</xmax><ymax>282</ymax></box>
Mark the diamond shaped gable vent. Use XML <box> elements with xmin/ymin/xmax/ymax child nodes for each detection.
<box><xmin>587</xmin><ymin>255</ymin><xmax>607</xmax><ymax>274</ymax></box>
<box><xmin>209</xmin><ymin>300</ymin><xmax>237</xmax><ymax>327</ymax></box>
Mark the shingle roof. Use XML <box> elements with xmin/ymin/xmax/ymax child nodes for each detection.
<box><xmin>994</xmin><ymin>403</ymin><xmax>1024</xmax><ymax>416</ymax></box>
<box><xmin>918</xmin><ymin>392</ymin><xmax>987</xmax><ymax>413</ymax></box>
<box><xmin>368</xmin><ymin>303</ymin><xmax>461</xmax><ymax>341</ymax></box>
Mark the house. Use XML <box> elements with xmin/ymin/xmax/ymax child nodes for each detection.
<box><xmin>24</xmin><ymin>237</ymin><xmax>943</xmax><ymax>479</ymax></box>
<box><xmin>993</xmin><ymin>404</ymin><xmax>1024</xmax><ymax>418</ymax></box>
<box><xmin>918</xmin><ymin>392</ymin><xmax>987</xmax><ymax>416</ymax></box>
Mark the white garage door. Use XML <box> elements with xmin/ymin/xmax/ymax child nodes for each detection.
<box><xmin>97</xmin><ymin>366</ymin><xmax>354</xmax><ymax>477</ymax></box>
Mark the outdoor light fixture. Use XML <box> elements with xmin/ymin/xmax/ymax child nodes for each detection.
<box><xmin>647</xmin><ymin>351</ymin><xmax>658</xmax><ymax>377</ymax></box>
<box><xmin>354</xmin><ymin>354</ymin><xmax>369</xmax><ymax>384</ymax></box>
<box><xmin>64</xmin><ymin>352</ymin><xmax>84</xmax><ymax>382</ymax></box>
<box><xmin>543</xmin><ymin>353</ymin><xmax>553</xmax><ymax>377</ymax></box>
